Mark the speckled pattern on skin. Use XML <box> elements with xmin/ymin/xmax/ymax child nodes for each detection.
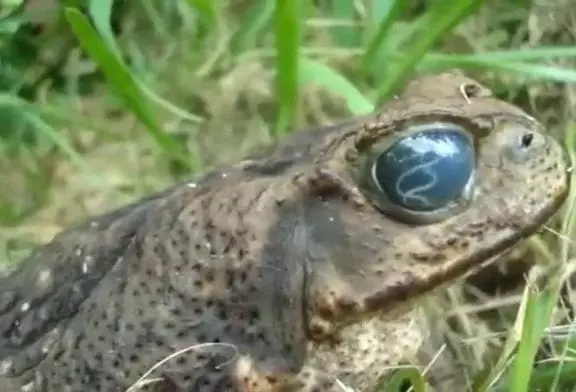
<box><xmin>0</xmin><ymin>71</ymin><xmax>570</xmax><ymax>392</ymax></box>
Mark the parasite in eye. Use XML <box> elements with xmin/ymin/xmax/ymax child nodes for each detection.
<box><xmin>372</xmin><ymin>127</ymin><xmax>475</xmax><ymax>211</ymax></box>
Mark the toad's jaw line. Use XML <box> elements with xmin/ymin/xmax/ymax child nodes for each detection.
<box><xmin>363</xmin><ymin>188</ymin><xmax>568</xmax><ymax>314</ymax></box>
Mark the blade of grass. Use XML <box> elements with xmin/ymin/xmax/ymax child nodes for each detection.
<box><xmin>424</xmin><ymin>47</ymin><xmax>576</xmax><ymax>64</ymax></box>
<box><xmin>475</xmin><ymin>265</ymin><xmax>572</xmax><ymax>392</ymax></box>
<box><xmin>378</xmin><ymin>368</ymin><xmax>428</xmax><ymax>392</ymax></box>
<box><xmin>2</xmin><ymin>104</ymin><xmax>99</xmax><ymax>183</ymax></box>
<box><xmin>361</xmin><ymin>0</ymin><xmax>407</xmax><ymax>75</ymax></box>
<box><xmin>80</xmin><ymin>3</ymin><xmax>205</xmax><ymax>125</ymax></box>
<box><xmin>472</xmin><ymin>277</ymin><xmax>536</xmax><ymax>391</ymax></box>
<box><xmin>560</xmin><ymin>122</ymin><xmax>576</xmax><ymax>268</ymax></box>
<box><xmin>474</xmin><ymin>62</ymin><xmax>576</xmax><ymax>83</ymax></box>
<box><xmin>0</xmin><ymin>0</ymin><xmax>23</xmax><ymax>20</ymax></box>
<box><xmin>231</xmin><ymin>0</ymin><xmax>275</xmax><ymax>53</ymax></box>
<box><xmin>374</xmin><ymin>0</ymin><xmax>485</xmax><ymax>103</ymax></box>
<box><xmin>0</xmin><ymin>93</ymin><xmax>125</xmax><ymax>139</ymax></box>
<box><xmin>541</xmin><ymin>123</ymin><xmax>576</xmax><ymax>392</ymax></box>
<box><xmin>274</xmin><ymin>0</ymin><xmax>305</xmax><ymax>135</ymax></box>
<box><xmin>525</xmin><ymin>360</ymin><xmax>576</xmax><ymax>392</ymax></box>
<box><xmin>136</xmin><ymin>0</ymin><xmax>170</xmax><ymax>39</ymax></box>
<box><xmin>477</xmin><ymin>62</ymin><xmax>576</xmax><ymax>83</ymax></box>
<box><xmin>88</xmin><ymin>0</ymin><xmax>120</xmax><ymax>56</ymax></box>
<box><xmin>183</xmin><ymin>0</ymin><xmax>217</xmax><ymax>30</ymax></box>
<box><xmin>137</xmin><ymin>83</ymin><xmax>204</xmax><ymax>124</ymax></box>
<box><xmin>421</xmin><ymin>53</ymin><xmax>576</xmax><ymax>83</ymax></box>
<box><xmin>545</xmin><ymin>122</ymin><xmax>576</xmax><ymax>391</ymax></box>
<box><xmin>299</xmin><ymin>56</ymin><xmax>374</xmax><ymax>115</ymax></box>
<box><xmin>545</xmin><ymin>324</ymin><xmax>576</xmax><ymax>392</ymax></box>
<box><xmin>326</xmin><ymin>1</ymin><xmax>360</xmax><ymax>48</ymax></box>
<box><xmin>0</xmin><ymin>15</ymin><xmax>24</xmax><ymax>34</ymax></box>
<box><xmin>64</xmin><ymin>8</ymin><xmax>193</xmax><ymax>169</ymax></box>
<box><xmin>507</xmin><ymin>273</ymin><xmax>565</xmax><ymax>392</ymax></box>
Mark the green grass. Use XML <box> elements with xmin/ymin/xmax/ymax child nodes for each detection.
<box><xmin>1</xmin><ymin>0</ymin><xmax>576</xmax><ymax>391</ymax></box>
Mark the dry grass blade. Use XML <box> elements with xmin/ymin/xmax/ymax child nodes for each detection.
<box><xmin>125</xmin><ymin>342</ymin><xmax>239</xmax><ymax>392</ymax></box>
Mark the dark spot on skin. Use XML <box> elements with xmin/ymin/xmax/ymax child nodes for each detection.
<box><xmin>467</xmin><ymin>230</ymin><xmax>485</xmax><ymax>238</ymax></box>
<box><xmin>521</xmin><ymin>133</ymin><xmax>534</xmax><ymax>148</ymax></box>
<box><xmin>446</xmin><ymin>236</ymin><xmax>458</xmax><ymax>246</ymax></box>
<box><xmin>462</xmin><ymin>83</ymin><xmax>481</xmax><ymax>98</ymax></box>
<box><xmin>432</xmin><ymin>253</ymin><xmax>446</xmax><ymax>262</ymax></box>
<box><xmin>409</xmin><ymin>253</ymin><xmax>430</xmax><ymax>262</ymax></box>
<box><xmin>467</xmin><ymin>221</ymin><xmax>486</xmax><ymax>230</ymax></box>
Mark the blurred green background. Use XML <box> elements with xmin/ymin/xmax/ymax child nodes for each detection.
<box><xmin>1</xmin><ymin>0</ymin><xmax>576</xmax><ymax>391</ymax></box>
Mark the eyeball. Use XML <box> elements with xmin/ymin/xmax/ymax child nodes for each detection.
<box><xmin>364</xmin><ymin>123</ymin><xmax>476</xmax><ymax>223</ymax></box>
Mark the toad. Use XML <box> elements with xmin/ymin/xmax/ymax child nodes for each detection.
<box><xmin>0</xmin><ymin>71</ymin><xmax>570</xmax><ymax>391</ymax></box>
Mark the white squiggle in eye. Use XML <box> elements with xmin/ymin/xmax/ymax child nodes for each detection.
<box><xmin>370</xmin><ymin>125</ymin><xmax>475</xmax><ymax>213</ymax></box>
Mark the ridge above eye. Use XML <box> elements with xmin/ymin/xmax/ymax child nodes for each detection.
<box><xmin>367</xmin><ymin>123</ymin><xmax>476</xmax><ymax>220</ymax></box>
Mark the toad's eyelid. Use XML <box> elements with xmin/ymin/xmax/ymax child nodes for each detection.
<box><xmin>371</xmin><ymin>122</ymin><xmax>472</xmax><ymax>152</ymax></box>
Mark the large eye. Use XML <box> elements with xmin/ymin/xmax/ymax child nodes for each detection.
<box><xmin>369</xmin><ymin>123</ymin><xmax>475</xmax><ymax>219</ymax></box>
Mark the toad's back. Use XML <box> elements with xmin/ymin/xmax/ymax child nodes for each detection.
<box><xmin>0</xmin><ymin>72</ymin><xmax>570</xmax><ymax>392</ymax></box>
<box><xmin>0</xmin><ymin>154</ymin><xmax>314</xmax><ymax>391</ymax></box>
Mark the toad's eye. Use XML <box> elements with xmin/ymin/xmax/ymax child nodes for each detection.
<box><xmin>371</xmin><ymin>125</ymin><xmax>475</xmax><ymax>212</ymax></box>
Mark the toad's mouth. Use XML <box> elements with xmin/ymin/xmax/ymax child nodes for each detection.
<box><xmin>362</xmin><ymin>185</ymin><xmax>570</xmax><ymax>314</ymax></box>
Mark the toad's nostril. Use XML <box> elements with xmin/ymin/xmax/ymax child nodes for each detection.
<box><xmin>521</xmin><ymin>133</ymin><xmax>534</xmax><ymax>148</ymax></box>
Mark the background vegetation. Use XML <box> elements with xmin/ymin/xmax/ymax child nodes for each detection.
<box><xmin>0</xmin><ymin>0</ymin><xmax>575</xmax><ymax>391</ymax></box>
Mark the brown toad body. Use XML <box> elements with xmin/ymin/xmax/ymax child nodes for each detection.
<box><xmin>0</xmin><ymin>72</ymin><xmax>570</xmax><ymax>392</ymax></box>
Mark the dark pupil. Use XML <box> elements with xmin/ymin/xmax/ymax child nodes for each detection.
<box><xmin>373</xmin><ymin>128</ymin><xmax>475</xmax><ymax>211</ymax></box>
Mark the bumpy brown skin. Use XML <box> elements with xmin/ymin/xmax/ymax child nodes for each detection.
<box><xmin>0</xmin><ymin>72</ymin><xmax>570</xmax><ymax>392</ymax></box>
